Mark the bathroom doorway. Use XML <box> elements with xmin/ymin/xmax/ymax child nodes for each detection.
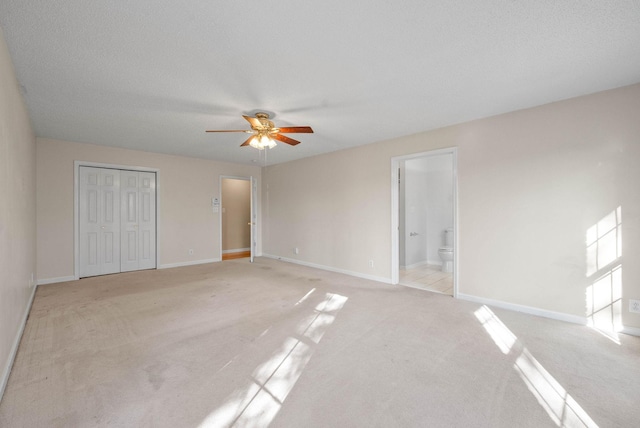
<box><xmin>391</xmin><ymin>148</ymin><xmax>457</xmax><ymax>296</ymax></box>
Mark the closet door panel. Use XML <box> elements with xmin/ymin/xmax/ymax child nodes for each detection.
<box><xmin>138</xmin><ymin>172</ymin><xmax>157</xmax><ymax>270</ymax></box>
<box><xmin>101</xmin><ymin>169</ymin><xmax>120</xmax><ymax>274</ymax></box>
<box><xmin>120</xmin><ymin>171</ymin><xmax>140</xmax><ymax>272</ymax></box>
<box><xmin>79</xmin><ymin>167</ymin><xmax>120</xmax><ymax>277</ymax></box>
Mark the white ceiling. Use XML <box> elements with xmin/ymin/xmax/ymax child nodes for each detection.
<box><xmin>1</xmin><ymin>1</ymin><xmax>639</xmax><ymax>166</ymax></box>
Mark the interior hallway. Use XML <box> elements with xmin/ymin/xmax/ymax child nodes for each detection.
<box><xmin>1</xmin><ymin>258</ymin><xmax>638</xmax><ymax>427</ymax></box>
<box><xmin>221</xmin><ymin>250</ymin><xmax>251</xmax><ymax>261</ymax></box>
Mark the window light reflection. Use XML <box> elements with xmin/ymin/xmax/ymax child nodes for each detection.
<box><xmin>199</xmin><ymin>292</ymin><xmax>347</xmax><ymax>428</ymax></box>
<box><xmin>475</xmin><ymin>305</ymin><xmax>598</xmax><ymax>428</ymax></box>
<box><xmin>585</xmin><ymin>207</ymin><xmax>623</xmax><ymax>342</ymax></box>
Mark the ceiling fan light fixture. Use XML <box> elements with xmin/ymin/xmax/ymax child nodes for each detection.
<box><xmin>250</xmin><ymin>133</ymin><xmax>277</xmax><ymax>150</ymax></box>
<box><xmin>206</xmin><ymin>112</ymin><xmax>312</xmax><ymax>148</ymax></box>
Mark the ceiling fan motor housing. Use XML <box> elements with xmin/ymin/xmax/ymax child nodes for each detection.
<box><xmin>254</xmin><ymin>112</ymin><xmax>275</xmax><ymax>130</ymax></box>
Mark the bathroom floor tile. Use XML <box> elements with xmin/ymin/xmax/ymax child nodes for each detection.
<box><xmin>400</xmin><ymin>264</ymin><xmax>453</xmax><ymax>295</ymax></box>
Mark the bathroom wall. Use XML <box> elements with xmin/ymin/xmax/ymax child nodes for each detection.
<box><xmin>402</xmin><ymin>154</ymin><xmax>454</xmax><ymax>267</ymax></box>
<box><xmin>403</xmin><ymin>158</ymin><xmax>428</xmax><ymax>267</ymax></box>
<box><xmin>424</xmin><ymin>154</ymin><xmax>454</xmax><ymax>264</ymax></box>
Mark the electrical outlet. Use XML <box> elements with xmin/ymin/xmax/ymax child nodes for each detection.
<box><xmin>294</xmin><ymin>247</ymin><xmax>299</xmax><ymax>255</ymax></box>
<box><xmin>188</xmin><ymin>249</ymin><xmax>194</xmax><ymax>255</ymax></box>
<box><xmin>369</xmin><ymin>260</ymin><xmax>374</xmax><ymax>268</ymax></box>
<box><xmin>630</xmin><ymin>299</ymin><xmax>640</xmax><ymax>314</ymax></box>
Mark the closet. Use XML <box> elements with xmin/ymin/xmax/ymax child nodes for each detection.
<box><xmin>79</xmin><ymin>166</ymin><xmax>156</xmax><ymax>277</ymax></box>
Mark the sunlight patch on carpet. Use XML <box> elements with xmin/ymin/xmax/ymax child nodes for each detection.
<box><xmin>199</xmin><ymin>292</ymin><xmax>348</xmax><ymax>428</ymax></box>
<box><xmin>295</xmin><ymin>288</ymin><xmax>316</xmax><ymax>306</ymax></box>
<box><xmin>475</xmin><ymin>305</ymin><xmax>598</xmax><ymax>428</ymax></box>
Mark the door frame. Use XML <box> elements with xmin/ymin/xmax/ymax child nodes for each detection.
<box><xmin>390</xmin><ymin>148</ymin><xmax>458</xmax><ymax>297</ymax></box>
<box><xmin>74</xmin><ymin>161</ymin><xmax>160</xmax><ymax>280</ymax></box>
<box><xmin>219</xmin><ymin>175</ymin><xmax>258</xmax><ymax>262</ymax></box>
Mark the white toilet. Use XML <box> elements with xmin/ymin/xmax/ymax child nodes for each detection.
<box><xmin>438</xmin><ymin>227</ymin><xmax>454</xmax><ymax>273</ymax></box>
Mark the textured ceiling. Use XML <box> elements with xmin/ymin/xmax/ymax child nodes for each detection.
<box><xmin>1</xmin><ymin>1</ymin><xmax>640</xmax><ymax>165</ymax></box>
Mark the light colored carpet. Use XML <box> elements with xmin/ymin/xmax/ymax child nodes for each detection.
<box><xmin>1</xmin><ymin>257</ymin><xmax>638</xmax><ymax>427</ymax></box>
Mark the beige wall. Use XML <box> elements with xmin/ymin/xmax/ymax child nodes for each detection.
<box><xmin>221</xmin><ymin>178</ymin><xmax>251</xmax><ymax>251</ymax></box>
<box><xmin>264</xmin><ymin>83</ymin><xmax>640</xmax><ymax>329</ymax></box>
<box><xmin>36</xmin><ymin>139</ymin><xmax>261</xmax><ymax>280</ymax></box>
<box><xmin>0</xmin><ymin>27</ymin><xmax>37</xmax><ymax>395</ymax></box>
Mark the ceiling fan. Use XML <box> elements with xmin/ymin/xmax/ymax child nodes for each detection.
<box><xmin>206</xmin><ymin>112</ymin><xmax>313</xmax><ymax>150</ymax></box>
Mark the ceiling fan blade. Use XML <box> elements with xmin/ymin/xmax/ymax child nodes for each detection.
<box><xmin>240</xmin><ymin>136</ymin><xmax>255</xmax><ymax>147</ymax></box>
<box><xmin>277</xmin><ymin>126</ymin><xmax>314</xmax><ymax>134</ymax></box>
<box><xmin>272</xmin><ymin>133</ymin><xmax>301</xmax><ymax>146</ymax></box>
<box><xmin>243</xmin><ymin>115</ymin><xmax>263</xmax><ymax>129</ymax></box>
<box><xmin>205</xmin><ymin>130</ymin><xmax>249</xmax><ymax>133</ymax></box>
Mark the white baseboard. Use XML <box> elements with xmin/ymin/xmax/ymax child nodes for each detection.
<box><xmin>457</xmin><ymin>293</ymin><xmax>588</xmax><ymax>325</ymax></box>
<box><xmin>37</xmin><ymin>275</ymin><xmax>76</xmax><ymax>285</ymax></box>
<box><xmin>263</xmin><ymin>254</ymin><xmax>392</xmax><ymax>284</ymax></box>
<box><xmin>222</xmin><ymin>248</ymin><xmax>250</xmax><ymax>254</ymax></box>
<box><xmin>622</xmin><ymin>326</ymin><xmax>640</xmax><ymax>337</ymax></box>
<box><xmin>1</xmin><ymin>283</ymin><xmax>38</xmax><ymax>402</ymax></box>
<box><xmin>37</xmin><ymin>258</ymin><xmax>237</xmax><ymax>280</ymax></box>
<box><xmin>159</xmin><ymin>258</ymin><xmax>220</xmax><ymax>269</ymax></box>
<box><xmin>404</xmin><ymin>260</ymin><xmax>429</xmax><ymax>270</ymax></box>
<box><xmin>457</xmin><ymin>293</ymin><xmax>640</xmax><ymax>337</ymax></box>
<box><xmin>403</xmin><ymin>260</ymin><xmax>442</xmax><ymax>270</ymax></box>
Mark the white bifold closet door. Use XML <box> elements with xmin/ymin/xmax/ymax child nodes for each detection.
<box><xmin>79</xmin><ymin>167</ymin><xmax>121</xmax><ymax>277</ymax></box>
<box><xmin>79</xmin><ymin>166</ymin><xmax>156</xmax><ymax>278</ymax></box>
<box><xmin>120</xmin><ymin>170</ymin><xmax>156</xmax><ymax>272</ymax></box>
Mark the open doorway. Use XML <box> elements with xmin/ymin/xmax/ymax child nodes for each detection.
<box><xmin>391</xmin><ymin>148</ymin><xmax>457</xmax><ymax>296</ymax></box>
<box><xmin>221</xmin><ymin>177</ymin><xmax>251</xmax><ymax>261</ymax></box>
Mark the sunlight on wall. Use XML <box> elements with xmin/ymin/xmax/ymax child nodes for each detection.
<box><xmin>586</xmin><ymin>207</ymin><xmax>622</xmax><ymax>342</ymax></box>
<box><xmin>199</xmin><ymin>292</ymin><xmax>348</xmax><ymax>428</ymax></box>
<box><xmin>475</xmin><ymin>306</ymin><xmax>598</xmax><ymax>428</ymax></box>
